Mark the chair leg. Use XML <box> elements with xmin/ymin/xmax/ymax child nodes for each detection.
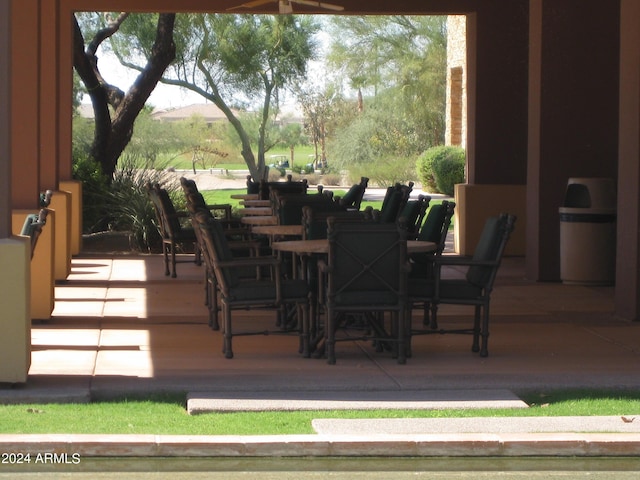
<box><xmin>195</xmin><ymin>244</ymin><xmax>202</xmax><ymax>266</ymax></box>
<box><xmin>162</xmin><ymin>242</ymin><xmax>170</xmax><ymax>276</ymax></box>
<box><xmin>471</xmin><ymin>305</ymin><xmax>481</xmax><ymax>353</ymax></box>
<box><xmin>170</xmin><ymin>241</ymin><xmax>177</xmax><ymax>278</ymax></box>
<box><xmin>405</xmin><ymin>306</ymin><xmax>413</xmax><ymax>359</ymax></box>
<box><xmin>422</xmin><ymin>302</ymin><xmax>430</xmax><ymax>326</ymax></box>
<box><xmin>430</xmin><ymin>302</ymin><xmax>439</xmax><ymax>329</ymax></box>
<box><xmin>397</xmin><ymin>310</ymin><xmax>406</xmax><ymax>365</ymax></box>
<box><xmin>223</xmin><ymin>306</ymin><xmax>233</xmax><ymax>359</ymax></box>
<box><xmin>480</xmin><ymin>303</ymin><xmax>490</xmax><ymax>357</ymax></box>
<box><xmin>209</xmin><ymin>287</ymin><xmax>220</xmax><ymax>331</ymax></box>
<box><xmin>301</xmin><ymin>300</ymin><xmax>311</xmax><ymax>358</ymax></box>
<box><xmin>326</xmin><ymin>305</ymin><xmax>336</xmax><ymax>365</ymax></box>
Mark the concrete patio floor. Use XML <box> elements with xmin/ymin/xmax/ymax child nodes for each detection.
<box><xmin>8</xmin><ymin>252</ymin><xmax>640</xmax><ymax>399</ymax></box>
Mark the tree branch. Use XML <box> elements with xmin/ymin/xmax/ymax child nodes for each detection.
<box><xmin>88</xmin><ymin>12</ymin><xmax>130</xmax><ymax>56</ymax></box>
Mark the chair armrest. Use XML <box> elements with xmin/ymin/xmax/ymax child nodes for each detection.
<box><xmin>227</xmin><ymin>240</ymin><xmax>262</xmax><ymax>255</ymax></box>
<box><xmin>434</xmin><ymin>256</ymin><xmax>499</xmax><ymax>268</ymax></box>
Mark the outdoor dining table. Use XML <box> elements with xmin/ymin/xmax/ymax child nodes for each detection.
<box><xmin>251</xmin><ymin>224</ymin><xmax>303</xmax><ymax>237</ymax></box>
<box><xmin>240</xmin><ymin>215</ymin><xmax>278</xmax><ymax>226</ymax></box>
<box><xmin>238</xmin><ymin>207</ymin><xmax>273</xmax><ymax>216</ymax></box>
<box><xmin>271</xmin><ymin>238</ymin><xmax>437</xmax><ymax>279</ymax></box>
<box><xmin>271</xmin><ymin>239</ymin><xmax>437</xmax><ymax>255</ymax></box>
<box><xmin>241</xmin><ymin>199</ymin><xmax>271</xmax><ymax>207</ymax></box>
<box><xmin>250</xmin><ymin>224</ymin><xmax>303</xmax><ymax>246</ymax></box>
<box><xmin>230</xmin><ymin>193</ymin><xmax>259</xmax><ymax>200</ymax></box>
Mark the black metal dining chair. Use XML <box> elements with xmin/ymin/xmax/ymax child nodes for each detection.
<box><xmin>146</xmin><ymin>182</ymin><xmax>200</xmax><ymax>278</ymax></box>
<box><xmin>196</xmin><ymin>211</ymin><xmax>312</xmax><ymax>359</ymax></box>
<box><xmin>408</xmin><ymin>213</ymin><xmax>516</xmax><ymax>358</ymax></box>
<box><xmin>400</xmin><ymin>194</ymin><xmax>431</xmax><ymax>239</ymax></box>
<box><xmin>334</xmin><ymin>176</ymin><xmax>369</xmax><ymax>211</ymax></box>
<box><xmin>409</xmin><ymin>200</ymin><xmax>456</xmax><ymax>325</ymax></box>
<box><xmin>318</xmin><ymin>218</ymin><xmax>411</xmax><ymax>365</ymax></box>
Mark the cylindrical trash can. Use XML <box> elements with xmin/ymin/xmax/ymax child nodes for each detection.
<box><xmin>559</xmin><ymin>177</ymin><xmax>616</xmax><ymax>285</ymax></box>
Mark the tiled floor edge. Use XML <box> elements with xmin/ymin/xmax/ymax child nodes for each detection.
<box><xmin>1</xmin><ymin>433</ymin><xmax>640</xmax><ymax>457</ymax></box>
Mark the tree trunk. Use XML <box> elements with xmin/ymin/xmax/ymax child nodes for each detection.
<box><xmin>73</xmin><ymin>13</ymin><xmax>176</xmax><ymax>180</ymax></box>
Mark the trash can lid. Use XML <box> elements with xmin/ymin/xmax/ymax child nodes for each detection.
<box><xmin>564</xmin><ymin>177</ymin><xmax>616</xmax><ymax>209</ymax></box>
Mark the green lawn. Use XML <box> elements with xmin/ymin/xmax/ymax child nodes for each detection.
<box><xmin>0</xmin><ymin>390</ymin><xmax>639</xmax><ymax>435</ymax></box>
<box><xmin>200</xmin><ymin>189</ymin><xmax>446</xmax><ymax>211</ymax></box>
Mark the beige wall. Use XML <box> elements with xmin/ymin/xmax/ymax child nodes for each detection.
<box><xmin>446</xmin><ymin>15</ymin><xmax>467</xmax><ymax>149</ymax></box>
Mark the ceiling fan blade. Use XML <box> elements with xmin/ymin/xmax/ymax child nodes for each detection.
<box><xmin>227</xmin><ymin>0</ymin><xmax>275</xmax><ymax>11</ymax></box>
<box><xmin>291</xmin><ymin>0</ymin><xmax>345</xmax><ymax>11</ymax></box>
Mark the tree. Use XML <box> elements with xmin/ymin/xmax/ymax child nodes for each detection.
<box><xmin>114</xmin><ymin>14</ymin><xmax>318</xmax><ymax>182</ymax></box>
<box><xmin>278</xmin><ymin>123</ymin><xmax>307</xmax><ymax>167</ymax></box>
<box><xmin>73</xmin><ymin>12</ymin><xmax>177</xmax><ymax>180</ymax></box>
<box><xmin>296</xmin><ymin>84</ymin><xmax>344</xmax><ymax>168</ymax></box>
<box><xmin>326</xmin><ymin>16</ymin><xmax>447</xmax><ymax>154</ymax></box>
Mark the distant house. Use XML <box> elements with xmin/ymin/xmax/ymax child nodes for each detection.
<box><xmin>150</xmin><ymin>103</ymin><xmax>232</xmax><ymax>126</ymax></box>
<box><xmin>77</xmin><ymin>102</ymin><xmax>304</xmax><ymax>129</ymax></box>
<box><xmin>77</xmin><ymin>102</ymin><xmax>234</xmax><ymax>126</ymax></box>
<box><xmin>76</xmin><ymin>103</ymin><xmax>96</xmax><ymax>119</ymax></box>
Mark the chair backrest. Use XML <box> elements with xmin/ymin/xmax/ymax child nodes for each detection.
<box><xmin>337</xmin><ymin>176</ymin><xmax>369</xmax><ymax>210</ymax></box>
<box><xmin>246</xmin><ymin>175</ymin><xmax>260</xmax><ymax>194</ymax></box>
<box><xmin>155</xmin><ymin>185</ymin><xmax>182</xmax><ymax>236</ymax></box>
<box><xmin>195</xmin><ymin>211</ymin><xmax>240</xmax><ymax>291</ymax></box>
<box><xmin>180</xmin><ymin>177</ymin><xmax>199</xmax><ymax>194</ymax></box>
<box><xmin>326</xmin><ymin>218</ymin><xmax>408</xmax><ymax>307</ymax></box>
<box><xmin>379</xmin><ymin>182</ymin><xmax>413</xmax><ymax>223</ymax></box>
<box><xmin>400</xmin><ymin>194</ymin><xmax>431</xmax><ymax>239</ymax></box>
<box><xmin>275</xmin><ymin>194</ymin><xmax>341</xmax><ymax>226</ymax></box>
<box><xmin>466</xmin><ymin>214</ymin><xmax>517</xmax><ymax>289</ymax></box>
<box><xmin>417</xmin><ymin>200</ymin><xmax>456</xmax><ymax>252</ymax></box>
<box><xmin>302</xmin><ymin>205</ymin><xmax>372</xmax><ymax>240</ymax></box>
<box><xmin>259</xmin><ymin>177</ymin><xmax>308</xmax><ymax>200</ymax></box>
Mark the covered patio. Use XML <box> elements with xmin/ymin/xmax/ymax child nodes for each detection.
<box><xmin>3</xmin><ymin>0</ymin><xmax>640</xmax><ymax>385</ymax></box>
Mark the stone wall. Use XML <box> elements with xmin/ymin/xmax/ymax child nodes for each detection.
<box><xmin>446</xmin><ymin>15</ymin><xmax>467</xmax><ymax>149</ymax></box>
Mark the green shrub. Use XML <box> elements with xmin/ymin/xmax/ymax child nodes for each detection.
<box><xmin>320</xmin><ymin>173</ymin><xmax>342</xmax><ymax>186</ymax></box>
<box><xmin>433</xmin><ymin>153</ymin><xmax>465</xmax><ymax>196</ymax></box>
<box><xmin>107</xmin><ymin>163</ymin><xmax>176</xmax><ymax>252</ymax></box>
<box><xmin>416</xmin><ymin>146</ymin><xmax>465</xmax><ymax>195</ymax></box>
<box><xmin>72</xmin><ymin>154</ymin><xmax>111</xmax><ymax>233</ymax></box>
<box><xmin>347</xmin><ymin>157</ymin><xmax>416</xmax><ymax>188</ymax></box>
<box><xmin>268</xmin><ymin>168</ymin><xmax>285</xmax><ymax>181</ymax></box>
<box><xmin>73</xmin><ymin>152</ymin><xmax>179</xmax><ymax>252</ymax></box>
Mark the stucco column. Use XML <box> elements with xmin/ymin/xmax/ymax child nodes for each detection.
<box><xmin>526</xmin><ymin>0</ymin><xmax>620</xmax><ymax>282</ymax></box>
<box><xmin>0</xmin><ymin>0</ymin><xmax>31</xmax><ymax>383</ymax></box>
<box><xmin>616</xmin><ymin>0</ymin><xmax>640</xmax><ymax>320</ymax></box>
<box><xmin>0</xmin><ymin>0</ymin><xmax>10</xmax><ymax>239</ymax></box>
